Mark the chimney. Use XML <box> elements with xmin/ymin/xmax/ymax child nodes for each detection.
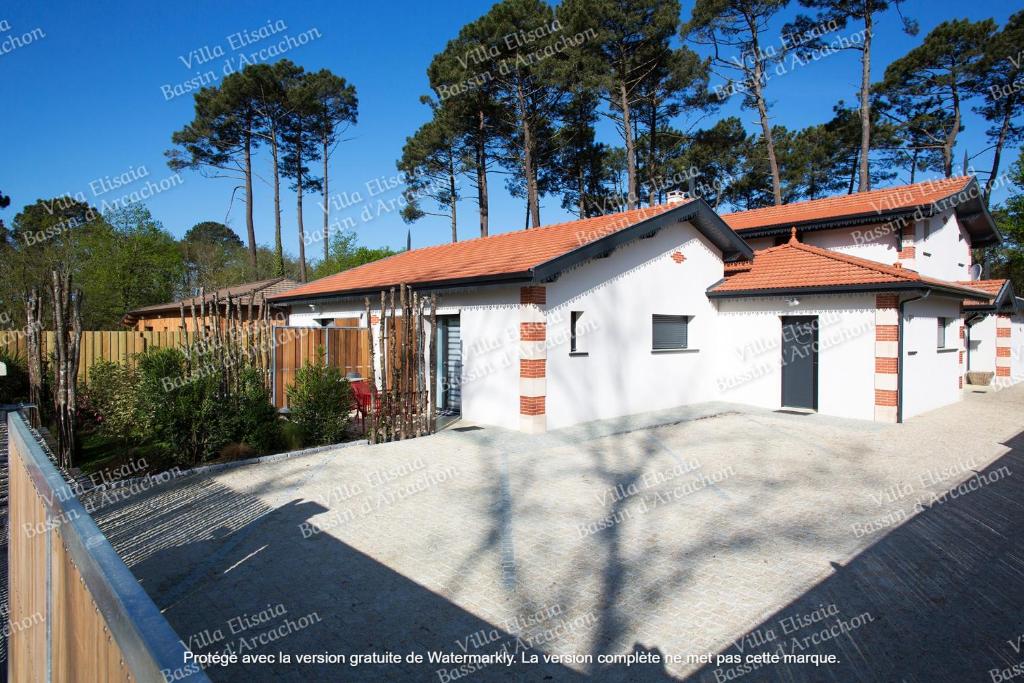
<box><xmin>666</xmin><ymin>189</ymin><xmax>687</xmax><ymax>205</ymax></box>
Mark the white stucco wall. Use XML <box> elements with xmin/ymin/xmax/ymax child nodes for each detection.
<box><xmin>1012</xmin><ymin>315</ymin><xmax>1024</xmax><ymax>383</ymax></box>
<box><xmin>913</xmin><ymin>210</ymin><xmax>972</xmax><ymax>282</ymax></box>
<box><xmin>544</xmin><ymin>220</ymin><xmax>723</xmax><ymax>430</ymax></box>
<box><xmin>900</xmin><ymin>296</ymin><xmax>963</xmax><ymax>419</ymax></box>
<box><xmin>803</xmin><ymin>225</ymin><xmax>899</xmax><ymax>265</ymax></box>
<box><xmin>967</xmin><ymin>314</ymin><xmax>996</xmax><ymax>373</ymax></box>
<box><xmin>714</xmin><ymin>294</ymin><xmax>878</xmax><ymax>421</ymax></box>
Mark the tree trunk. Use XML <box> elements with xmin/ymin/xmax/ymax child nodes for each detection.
<box><xmin>858</xmin><ymin>15</ymin><xmax>873</xmax><ymax>192</ymax></box>
<box><xmin>943</xmin><ymin>86</ymin><xmax>961</xmax><ymax>178</ymax></box>
<box><xmin>449</xmin><ymin>156</ymin><xmax>458</xmax><ymax>243</ymax></box>
<box><xmin>516</xmin><ymin>81</ymin><xmax>540</xmax><ymax>228</ymax></box>
<box><xmin>243</xmin><ymin>127</ymin><xmax>258</xmax><ymax>275</ymax></box>
<box><xmin>322</xmin><ymin>135</ymin><xmax>330</xmax><ymax>261</ymax></box>
<box><xmin>620</xmin><ymin>80</ymin><xmax>638</xmax><ymax>209</ymax></box>
<box><xmin>296</xmin><ymin>131</ymin><xmax>308</xmax><ymax>283</ymax></box>
<box><xmin>271</xmin><ymin>125</ymin><xmax>284</xmax><ymax>276</ymax></box>
<box><xmin>50</xmin><ymin>269</ymin><xmax>82</xmax><ymax>469</ymax></box>
<box><xmin>648</xmin><ymin>103</ymin><xmax>657</xmax><ymax>205</ymax></box>
<box><xmin>748</xmin><ymin>21</ymin><xmax>782</xmax><ymax>205</ymax></box>
<box><xmin>577</xmin><ymin>164</ymin><xmax>586</xmax><ymax>218</ymax></box>
<box><xmin>24</xmin><ymin>289</ymin><xmax>43</xmax><ymax>414</ymax></box>
<box><xmin>984</xmin><ymin>95</ymin><xmax>1016</xmax><ymax>204</ymax></box>
<box><xmin>848</xmin><ymin>147</ymin><xmax>859</xmax><ymax>194</ymax></box>
<box><xmin>477</xmin><ymin>109</ymin><xmax>489</xmax><ymax>237</ymax></box>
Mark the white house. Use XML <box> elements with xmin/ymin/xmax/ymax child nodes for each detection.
<box><xmin>270</xmin><ymin>176</ymin><xmax>1008</xmax><ymax>433</ymax></box>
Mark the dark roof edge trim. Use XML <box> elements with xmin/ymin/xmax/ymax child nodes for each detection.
<box><xmin>271</xmin><ymin>272</ymin><xmax>535</xmax><ymax>304</ymax></box>
<box><xmin>707</xmin><ymin>281</ymin><xmax>982</xmax><ymax>300</ymax></box>
<box><xmin>531</xmin><ymin>199</ymin><xmax>753</xmax><ymax>282</ymax></box>
<box><xmin>734</xmin><ymin>177</ymin><xmax>1001</xmax><ymax>246</ymax></box>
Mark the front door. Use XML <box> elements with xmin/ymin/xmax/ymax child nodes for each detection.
<box><xmin>781</xmin><ymin>316</ymin><xmax>818</xmax><ymax>410</ymax></box>
<box><xmin>438</xmin><ymin>316</ymin><xmax>462</xmax><ymax>413</ymax></box>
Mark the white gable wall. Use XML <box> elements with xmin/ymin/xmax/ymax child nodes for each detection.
<box><xmin>915</xmin><ymin>210</ymin><xmax>972</xmax><ymax>282</ymax></box>
<box><xmin>544</xmin><ymin>220</ymin><xmax>723</xmax><ymax>430</ymax></box>
<box><xmin>803</xmin><ymin>225</ymin><xmax>899</xmax><ymax>265</ymax></box>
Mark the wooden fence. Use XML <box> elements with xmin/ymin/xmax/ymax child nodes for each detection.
<box><xmin>272</xmin><ymin>326</ymin><xmax>371</xmax><ymax>409</ymax></box>
<box><xmin>6</xmin><ymin>410</ymin><xmax>207</xmax><ymax>682</ymax></box>
<box><xmin>0</xmin><ymin>330</ymin><xmax>199</xmax><ymax>385</ymax></box>
<box><xmin>1</xmin><ymin>327</ymin><xmax>374</xmax><ymax>411</ymax></box>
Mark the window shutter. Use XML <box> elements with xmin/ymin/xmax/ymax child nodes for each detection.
<box><xmin>653</xmin><ymin>315</ymin><xmax>688</xmax><ymax>350</ymax></box>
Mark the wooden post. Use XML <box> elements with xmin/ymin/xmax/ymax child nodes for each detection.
<box><xmin>364</xmin><ymin>297</ymin><xmax>377</xmax><ymax>444</ymax></box>
<box><xmin>429</xmin><ymin>293</ymin><xmax>437</xmax><ymax>434</ymax></box>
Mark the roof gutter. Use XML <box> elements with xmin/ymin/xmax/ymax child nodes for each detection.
<box><xmin>707</xmin><ymin>281</ymin><xmax>986</xmax><ymax>300</ymax></box>
<box><xmin>897</xmin><ymin>289</ymin><xmax>929</xmax><ymax>424</ymax></box>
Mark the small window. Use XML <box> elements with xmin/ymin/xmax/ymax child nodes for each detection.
<box><xmin>653</xmin><ymin>314</ymin><xmax>689</xmax><ymax>351</ymax></box>
<box><xmin>937</xmin><ymin>317</ymin><xmax>949</xmax><ymax>349</ymax></box>
<box><xmin>570</xmin><ymin>311</ymin><xmax>584</xmax><ymax>353</ymax></box>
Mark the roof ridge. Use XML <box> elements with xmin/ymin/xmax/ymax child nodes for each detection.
<box><xmin>787</xmin><ymin>241</ymin><xmax>919</xmax><ymax>282</ymax></box>
<box><xmin>280</xmin><ymin>202</ymin><xmax>688</xmax><ymax>293</ymax></box>
<box><xmin>722</xmin><ymin>176</ymin><xmax>973</xmax><ymax>220</ymax></box>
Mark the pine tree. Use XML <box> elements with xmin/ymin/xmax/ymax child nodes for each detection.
<box><xmin>875</xmin><ymin>18</ymin><xmax>996</xmax><ymax>178</ymax></box>
<box><xmin>684</xmin><ymin>0</ymin><xmax>791</xmax><ymax>205</ymax></box>
<box><xmin>972</xmin><ymin>12</ymin><xmax>1024</xmax><ymax>202</ymax></box>
<box><xmin>168</xmin><ymin>78</ymin><xmax>260</xmax><ymax>274</ymax></box>
<box><xmin>398</xmin><ymin>101</ymin><xmax>462</xmax><ymax>243</ymax></box>
<box><xmin>562</xmin><ymin>0</ymin><xmax>683</xmax><ymax>210</ymax></box>
<box><xmin>303</xmin><ymin>70</ymin><xmax>358</xmax><ymax>259</ymax></box>
<box><xmin>783</xmin><ymin>0</ymin><xmax>917</xmax><ymax>192</ymax></box>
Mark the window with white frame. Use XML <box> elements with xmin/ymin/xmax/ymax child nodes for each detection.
<box><xmin>937</xmin><ymin>317</ymin><xmax>950</xmax><ymax>349</ymax></box>
<box><xmin>652</xmin><ymin>314</ymin><xmax>689</xmax><ymax>351</ymax></box>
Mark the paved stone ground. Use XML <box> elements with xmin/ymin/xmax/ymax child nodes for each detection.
<box><xmin>90</xmin><ymin>387</ymin><xmax>1024</xmax><ymax>682</ymax></box>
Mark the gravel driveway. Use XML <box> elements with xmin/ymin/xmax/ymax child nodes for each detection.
<box><xmin>90</xmin><ymin>386</ymin><xmax>1024</xmax><ymax>682</ymax></box>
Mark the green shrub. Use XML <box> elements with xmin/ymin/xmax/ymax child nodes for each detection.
<box><xmin>136</xmin><ymin>347</ymin><xmax>238</xmax><ymax>465</ymax></box>
<box><xmin>80</xmin><ymin>345</ymin><xmax>282</xmax><ymax>469</ymax></box>
<box><xmin>287</xmin><ymin>357</ymin><xmax>353</xmax><ymax>446</ymax></box>
<box><xmin>230</xmin><ymin>365</ymin><xmax>281</xmax><ymax>454</ymax></box>
<box><xmin>84</xmin><ymin>360</ymin><xmax>146</xmax><ymax>439</ymax></box>
<box><xmin>0</xmin><ymin>348</ymin><xmax>30</xmax><ymax>404</ymax></box>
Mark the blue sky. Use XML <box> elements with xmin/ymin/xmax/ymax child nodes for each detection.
<box><xmin>1</xmin><ymin>1</ymin><xmax>1017</xmax><ymax>262</ymax></box>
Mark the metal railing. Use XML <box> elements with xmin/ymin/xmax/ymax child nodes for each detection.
<box><xmin>6</xmin><ymin>411</ymin><xmax>208</xmax><ymax>682</ymax></box>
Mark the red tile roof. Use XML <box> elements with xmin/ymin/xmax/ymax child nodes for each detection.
<box><xmin>709</xmin><ymin>231</ymin><xmax>991</xmax><ymax>298</ymax></box>
<box><xmin>721</xmin><ymin>177</ymin><xmax>974</xmax><ymax>232</ymax></box>
<box><xmin>955</xmin><ymin>278</ymin><xmax>1007</xmax><ymax>307</ymax></box>
<box><xmin>272</xmin><ymin>203</ymin><xmax>685</xmax><ymax>300</ymax></box>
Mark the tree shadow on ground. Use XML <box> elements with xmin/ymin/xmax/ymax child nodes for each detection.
<box><xmin>111</xmin><ymin>490</ymin><xmax>586</xmax><ymax>682</ymax></box>
<box><xmin>683</xmin><ymin>429</ymin><xmax>1024</xmax><ymax>683</ymax></box>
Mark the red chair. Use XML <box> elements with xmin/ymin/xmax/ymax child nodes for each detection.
<box><xmin>350</xmin><ymin>379</ymin><xmax>381</xmax><ymax>433</ymax></box>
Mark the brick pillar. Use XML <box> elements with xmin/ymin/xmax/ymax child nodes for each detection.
<box><xmin>874</xmin><ymin>293</ymin><xmax>899</xmax><ymax>423</ymax></box>
<box><xmin>996</xmin><ymin>313</ymin><xmax>1012</xmax><ymax>380</ymax></box>
<box><xmin>898</xmin><ymin>222</ymin><xmax>916</xmax><ymax>268</ymax></box>
<box><xmin>519</xmin><ymin>286</ymin><xmax>547</xmax><ymax>433</ymax></box>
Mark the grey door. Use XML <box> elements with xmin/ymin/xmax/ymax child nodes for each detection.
<box><xmin>781</xmin><ymin>316</ymin><xmax>818</xmax><ymax>410</ymax></box>
<box><xmin>439</xmin><ymin>316</ymin><xmax>462</xmax><ymax>412</ymax></box>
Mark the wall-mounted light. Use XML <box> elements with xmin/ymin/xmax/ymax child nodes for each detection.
<box><xmin>786</xmin><ymin>298</ymin><xmax>800</xmax><ymax>307</ymax></box>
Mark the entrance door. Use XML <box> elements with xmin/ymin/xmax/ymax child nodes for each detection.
<box><xmin>438</xmin><ymin>316</ymin><xmax>462</xmax><ymax>413</ymax></box>
<box><xmin>781</xmin><ymin>316</ymin><xmax>818</xmax><ymax>410</ymax></box>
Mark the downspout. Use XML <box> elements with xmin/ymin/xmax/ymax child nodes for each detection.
<box><xmin>897</xmin><ymin>289</ymin><xmax>929</xmax><ymax>424</ymax></box>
